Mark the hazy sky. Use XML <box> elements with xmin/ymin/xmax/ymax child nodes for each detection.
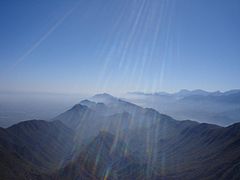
<box><xmin>0</xmin><ymin>0</ymin><xmax>240</xmax><ymax>95</ymax></box>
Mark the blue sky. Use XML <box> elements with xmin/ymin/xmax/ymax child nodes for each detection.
<box><xmin>0</xmin><ymin>0</ymin><xmax>240</xmax><ymax>95</ymax></box>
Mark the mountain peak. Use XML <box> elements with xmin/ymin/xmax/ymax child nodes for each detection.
<box><xmin>90</xmin><ymin>93</ymin><xmax>118</xmax><ymax>104</ymax></box>
<box><xmin>70</xmin><ymin>104</ymin><xmax>89</xmax><ymax>112</ymax></box>
<box><xmin>80</xmin><ymin>99</ymin><xmax>93</xmax><ymax>104</ymax></box>
<box><xmin>92</xmin><ymin>93</ymin><xmax>115</xmax><ymax>99</ymax></box>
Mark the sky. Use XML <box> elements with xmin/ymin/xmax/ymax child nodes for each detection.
<box><xmin>0</xmin><ymin>0</ymin><xmax>240</xmax><ymax>95</ymax></box>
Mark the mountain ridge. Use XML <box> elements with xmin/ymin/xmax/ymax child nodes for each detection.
<box><xmin>0</xmin><ymin>93</ymin><xmax>240</xmax><ymax>179</ymax></box>
<box><xmin>126</xmin><ymin>90</ymin><xmax>240</xmax><ymax>125</ymax></box>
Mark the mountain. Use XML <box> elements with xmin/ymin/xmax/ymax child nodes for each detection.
<box><xmin>0</xmin><ymin>127</ymin><xmax>48</xmax><ymax>180</ymax></box>
<box><xmin>90</xmin><ymin>93</ymin><xmax>118</xmax><ymax>104</ymax></box>
<box><xmin>1</xmin><ymin>93</ymin><xmax>240</xmax><ymax>179</ymax></box>
<box><xmin>53</xmin><ymin>96</ymin><xmax>178</xmax><ymax>149</ymax></box>
<box><xmin>52</xmin><ymin>94</ymin><xmax>240</xmax><ymax>179</ymax></box>
<box><xmin>175</xmin><ymin>89</ymin><xmax>215</xmax><ymax>97</ymax></box>
<box><xmin>0</xmin><ymin>120</ymin><xmax>75</xmax><ymax>179</ymax></box>
<box><xmin>153</xmin><ymin>122</ymin><xmax>240</xmax><ymax>179</ymax></box>
<box><xmin>54</xmin><ymin>94</ymin><xmax>144</xmax><ymax>133</ymax></box>
<box><xmin>55</xmin><ymin>121</ymin><xmax>240</xmax><ymax>179</ymax></box>
<box><xmin>126</xmin><ymin>89</ymin><xmax>240</xmax><ymax>125</ymax></box>
<box><xmin>57</xmin><ymin>131</ymin><xmax>147</xmax><ymax>180</ymax></box>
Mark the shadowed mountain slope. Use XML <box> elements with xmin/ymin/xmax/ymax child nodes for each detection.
<box><xmin>0</xmin><ymin>120</ymin><xmax>75</xmax><ymax>179</ymax></box>
<box><xmin>55</xmin><ymin>122</ymin><xmax>240</xmax><ymax>180</ymax></box>
<box><xmin>57</xmin><ymin>131</ymin><xmax>148</xmax><ymax>180</ymax></box>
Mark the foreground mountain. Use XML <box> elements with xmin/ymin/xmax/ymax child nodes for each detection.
<box><xmin>0</xmin><ymin>127</ymin><xmax>47</xmax><ymax>180</ymax></box>
<box><xmin>57</xmin><ymin>131</ymin><xmax>147</xmax><ymax>180</ymax></box>
<box><xmin>0</xmin><ymin>120</ymin><xmax>75</xmax><ymax>179</ymax></box>
<box><xmin>55</xmin><ymin>123</ymin><xmax>240</xmax><ymax>180</ymax></box>
<box><xmin>127</xmin><ymin>89</ymin><xmax>240</xmax><ymax>126</ymax></box>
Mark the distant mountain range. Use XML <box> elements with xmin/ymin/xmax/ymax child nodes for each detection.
<box><xmin>0</xmin><ymin>93</ymin><xmax>240</xmax><ymax>179</ymax></box>
<box><xmin>127</xmin><ymin>89</ymin><xmax>240</xmax><ymax>126</ymax></box>
<box><xmin>129</xmin><ymin>89</ymin><xmax>240</xmax><ymax>97</ymax></box>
